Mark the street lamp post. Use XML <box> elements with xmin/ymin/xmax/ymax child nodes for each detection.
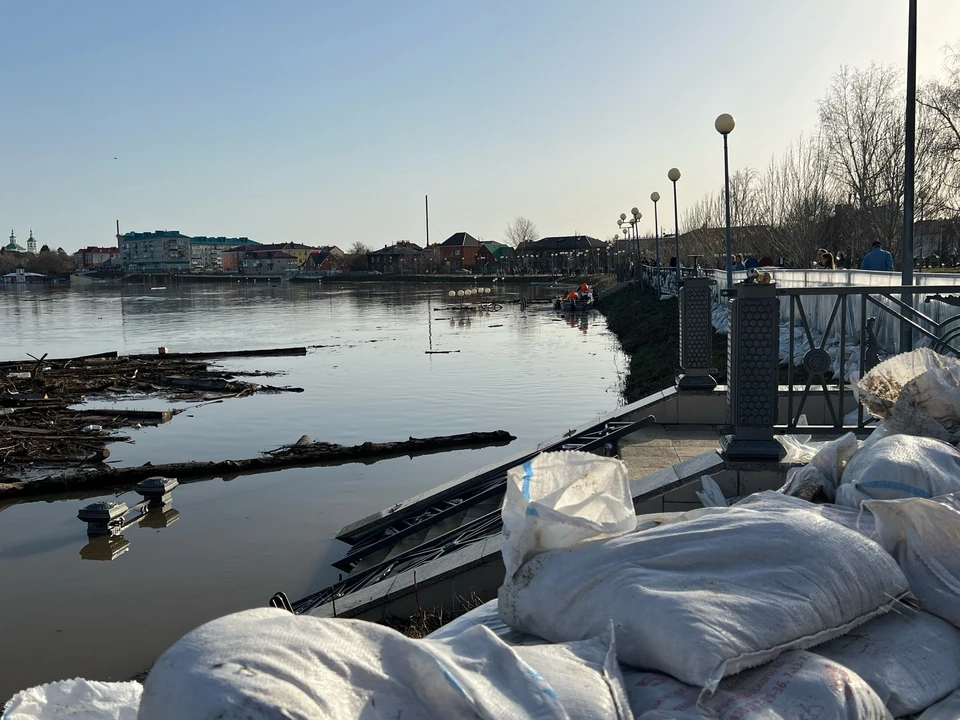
<box><xmin>715</xmin><ymin>113</ymin><xmax>736</xmax><ymax>289</ymax></box>
<box><xmin>651</xmin><ymin>192</ymin><xmax>661</xmax><ymax>294</ymax></box>
<box><xmin>631</xmin><ymin>207</ymin><xmax>642</xmax><ymax>273</ymax></box>
<box><xmin>668</xmin><ymin>168</ymin><xmax>682</xmax><ymax>285</ymax></box>
<box><xmin>901</xmin><ymin>0</ymin><xmax>918</xmax><ymax>352</ymax></box>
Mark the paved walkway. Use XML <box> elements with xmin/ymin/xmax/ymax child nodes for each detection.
<box><xmin>618</xmin><ymin>424</ymin><xmax>723</xmax><ymax>480</ymax></box>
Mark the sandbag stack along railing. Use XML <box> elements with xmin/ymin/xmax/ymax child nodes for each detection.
<box><xmin>640</xmin><ymin>265</ymin><xmax>701</xmax><ymax>297</ymax></box>
<box><xmin>715</xmin><ymin>281</ymin><xmax>960</xmax><ymax>454</ymax></box>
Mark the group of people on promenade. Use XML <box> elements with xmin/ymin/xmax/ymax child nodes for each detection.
<box><xmin>814</xmin><ymin>241</ymin><xmax>894</xmax><ymax>271</ymax></box>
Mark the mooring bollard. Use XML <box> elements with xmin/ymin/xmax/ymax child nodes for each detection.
<box><xmin>720</xmin><ymin>282</ymin><xmax>784</xmax><ymax>460</ymax></box>
<box><xmin>677</xmin><ymin>276</ymin><xmax>717</xmax><ymax>390</ymax></box>
<box><xmin>77</xmin><ymin>501</ymin><xmax>129</xmax><ymax>537</ymax></box>
<box><xmin>135</xmin><ymin>476</ymin><xmax>179</xmax><ymax>508</ymax></box>
<box><xmin>77</xmin><ymin>476</ymin><xmax>179</xmax><ymax>539</ymax></box>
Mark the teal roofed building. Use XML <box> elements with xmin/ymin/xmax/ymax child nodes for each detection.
<box><xmin>5</xmin><ymin>229</ymin><xmax>25</xmax><ymax>252</ymax></box>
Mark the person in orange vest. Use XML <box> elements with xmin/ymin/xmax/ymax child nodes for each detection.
<box><xmin>566</xmin><ymin>290</ymin><xmax>578</xmax><ymax>302</ymax></box>
<box><xmin>579</xmin><ymin>282</ymin><xmax>589</xmax><ymax>294</ymax></box>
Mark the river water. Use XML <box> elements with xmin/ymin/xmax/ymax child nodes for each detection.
<box><xmin>0</xmin><ymin>280</ymin><xmax>626</xmax><ymax>700</ymax></box>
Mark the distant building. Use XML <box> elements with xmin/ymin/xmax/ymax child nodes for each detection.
<box><xmin>303</xmin><ymin>246</ymin><xmax>348</xmax><ymax>274</ymax></box>
<box><xmin>74</xmin><ymin>246</ymin><xmax>120</xmax><ymax>270</ymax></box>
<box><xmin>26</xmin><ymin>230</ymin><xmax>37</xmax><ymax>254</ymax></box>
<box><xmin>367</xmin><ymin>241</ymin><xmax>423</xmax><ymax>274</ymax></box>
<box><xmin>120</xmin><ymin>231</ymin><xmax>191</xmax><ymax>273</ymax></box>
<box><xmin>188</xmin><ymin>236</ymin><xmax>256</xmax><ymax>271</ymax></box>
<box><xmin>518</xmin><ymin>235</ymin><xmax>606</xmax><ymax>273</ymax></box>
<box><xmin>434</xmin><ymin>232</ymin><xmax>480</xmax><ymax>271</ymax></box>
<box><xmin>1</xmin><ymin>269</ymin><xmax>47</xmax><ymax>284</ymax></box>
<box><xmin>239</xmin><ymin>249</ymin><xmax>299</xmax><ymax>274</ymax></box>
<box><xmin>221</xmin><ymin>242</ymin><xmax>316</xmax><ymax>273</ymax></box>
<box><xmin>474</xmin><ymin>241</ymin><xmax>516</xmax><ymax>274</ymax></box>
<box><xmin>4</xmin><ymin>229</ymin><xmax>25</xmax><ymax>253</ymax></box>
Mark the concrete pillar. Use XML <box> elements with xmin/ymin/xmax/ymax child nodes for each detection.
<box><xmin>677</xmin><ymin>277</ymin><xmax>717</xmax><ymax>390</ymax></box>
<box><xmin>720</xmin><ymin>282</ymin><xmax>784</xmax><ymax>460</ymax></box>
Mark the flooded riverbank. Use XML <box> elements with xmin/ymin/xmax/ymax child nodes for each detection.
<box><xmin>0</xmin><ymin>281</ymin><xmax>626</xmax><ymax>700</ymax></box>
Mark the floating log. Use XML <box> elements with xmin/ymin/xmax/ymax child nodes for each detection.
<box><xmin>0</xmin><ymin>351</ymin><xmax>118</xmax><ymax>370</ymax></box>
<box><xmin>72</xmin><ymin>409</ymin><xmax>175</xmax><ymax>423</ymax></box>
<box><xmin>424</xmin><ymin>350</ymin><xmax>460</xmax><ymax>354</ymax></box>
<box><xmin>0</xmin><ymin>430</ymin><xmax>516</xmax><ymax>499</ymax></box>
<box><xmin>127</xmin><ymin>347</ymin><xmax>307</xmax><ymax>361</ymax></box>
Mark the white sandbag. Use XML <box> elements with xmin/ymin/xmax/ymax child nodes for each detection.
<box><xmin>779</xmin><ymin>432</ymin><xmax>860</xmax><ymax>501</ymax></box>
<box><xmin>1</xmin><ymin>679</ymin><xmax>141</xmax><ymax>720</ymax></box>
<box><xmin>427</xmin><ymin>599</ymin><xmax>545</xmax><ymax>647</ymax></box>
<box><xmin>919</xmin><ymin>688</ymin><xmax>960</xmax><ymax>720</ymax></box>
<box><xmin>734</xmin><ymin>491</ymin><xmax>877</xmax><ymax>537</ymax></box>
<box><xmin>499</xmin><ymin>506</ymin><xmax>909</xmax><ymax>691</ymax></box>
<box><xmin>139</xmin><ymin>608</ymin><xmax>572</xmax><ymax>720</ymax></box>
<box><xmin>621</xmin><ymin>650</ymin><xmax>890</xmax><ymax>720</ymax></box>
<box><xmin>502</xmin><ymin>451</ymin><xmax>636</xmax><ymax>577</ymax></box>
<box><xmin>836</xmin><ymin>434</ymin><xmax>960</xmax><ymax>507</ymax></box>
<box><xmin>512</xmin><ymin>629</ymin><xmax>633</xmax><ymax>720</ymax></box>
<box><xmin>814</xmin><ymin>609</ymin><xmax>960</xmax><ymax>716</ymax></box>
<box><xmin>858</xmin><ymin>348</ymin><xmax>960</xmax><ymax>442</ymax></box>
<box><xmin>864</xmin><ymin>496</ymin><xmax>960</xmax><ymax>628</ymax></box>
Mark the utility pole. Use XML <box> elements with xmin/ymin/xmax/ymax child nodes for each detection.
<box><xmin>425</xmin><ymin>195</ymin><xmax>430</xmax><ymax>247</ymax></box>
<box><xmin>900</xmin><ymin>0</ymin><xmax>918</xmax><ymax>352</ymax></box>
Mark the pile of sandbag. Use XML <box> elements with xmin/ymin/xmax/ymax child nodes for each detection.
<box><xmin>131</xmin><ymin>608</ymin><xmax>634</xmax><ymax>720</ymax></box>
<box><xmin>858</xmin><ymin>347</ymin><xmax>960</xmax><ymax>442</ymax></box>
<box><xmin>8</xmin><ymin>343</ymin><xmax>960</xmax><ymax>720</ymax></box>
<box><xmin>494</xmin><ymin>448</ymin><xmax>960</xmax><ymax>718</ymax></box>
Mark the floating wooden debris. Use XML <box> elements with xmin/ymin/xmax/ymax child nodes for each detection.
<box><xmin>0</xmin><ymin>347</ymin><xmax>307</xmax><ymax>479</ymax></box>
<box><xmin>0</xmin><ymin>430</ymin><xmax>517</xmax><ymax>499</ymax></box>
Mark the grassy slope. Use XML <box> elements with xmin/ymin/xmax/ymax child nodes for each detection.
<box><xmin>596</xmin><ymin>283</ymin><xmax>727</xmax><ymax>404</ymax></box>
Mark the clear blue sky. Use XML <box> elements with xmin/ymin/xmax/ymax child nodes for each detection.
<box><xmin>2</xmin><ymin>0</ymin><xmax>958</xmax><ymax>252</ymax></box>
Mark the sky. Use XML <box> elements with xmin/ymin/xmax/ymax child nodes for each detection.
<box><xmin>2</xmin><ymin>0</ymin><xmax>960</xmax><ymax>253</ymax></box>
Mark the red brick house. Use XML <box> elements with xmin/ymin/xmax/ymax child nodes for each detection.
<box><xmin>435</xmin><ymin>232</ymin><xmax>481</xmax><ymax>271</ymax></box>
<box><xmin>304</xmin><ymin>246</ymin><xmax>348</xmax><ymax>274</ymax></box>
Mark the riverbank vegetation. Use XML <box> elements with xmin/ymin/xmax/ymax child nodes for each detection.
<box><xmin>596</xmin><ymin>283</ymin><xmax>727</xmax><ymax>403</ymax></box>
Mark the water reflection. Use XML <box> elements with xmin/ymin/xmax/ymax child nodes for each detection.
<box><xmin>0</xmin><ymin>282</ymin><xmax>627</xmax><ymax>699</ymax></box>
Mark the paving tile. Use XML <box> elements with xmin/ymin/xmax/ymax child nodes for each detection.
<box><xmin>630</xmin><ymin>467</ymin><xmax>680</xmax><ymax>500</ymax></box>
<box><xmin>674</xmin><ymin>451</ymin><xmax>725</xmax><ymax>481</ymax></box>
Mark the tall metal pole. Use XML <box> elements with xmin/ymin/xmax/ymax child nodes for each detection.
<box><xmin>672</xmin><ymin>180</ymin><xmax>681</xmax><ymax>286</ymax></box>
<box><xmin>425</xmin><ymin>195</ymin><xmax>430</xmax><ymax>248</ymax></box>
<box><xmin>900</xmin><ymin>0</ymin><xmax>918</xmax><ymax>352</ymax></box>
<box><xmin>652</xmin><ymin>196</ymin><xmax>661</xmax><ymax>295</ymax></box>
<box><xmin>723</xmin><ymin>133</ymin><xmax>733</xmax><ymax>289</ymax></box>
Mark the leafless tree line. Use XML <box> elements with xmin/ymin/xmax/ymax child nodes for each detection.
<box><xmin>665</xmin><ymin>44</ymin><xmax>960</xmax><ymax>269</ymax></box>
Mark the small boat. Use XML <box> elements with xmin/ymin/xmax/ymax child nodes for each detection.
<box><xmin>553</xmin><ymin>293</ymin><xmax>593</xmax><ymax>312</ymax></box>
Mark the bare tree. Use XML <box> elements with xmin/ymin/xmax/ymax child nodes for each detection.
<box><xmin>818</xmin><ymin>64</ymin><xmax>906</xmax><ymax>259</ymax></box>
<box><xmin>348</xmin><ymin>241</ymin><xmax>371</xmax><ymax>256</ymax></box>
<box><xmin>503</xmin><ymin>216</ymin><xmax>540</xmax><ymax>248</ymax></box>
<box><xmin>920</xmin><ymin>42</ymin><xmax>960</xmax><ymax>212</ymax></box>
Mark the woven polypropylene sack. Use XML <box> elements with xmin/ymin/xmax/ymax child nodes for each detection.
<box><xmin>502</xmin><ymin>450</ymin><xmax>636</xmax><ymax>577</ymax></box>
<box><xmin>499</xmin><ymin>506</ymin><xmax>909</xmax><ymax>691</ymax></box>
<box><xmin>621</xmin><ymin>651</ymin><xmax>889</xmax><ymax>720</ymax></box>
<box><xmin>836</xmin><ymin>434</ymin><xmax>960</xmax><ymax>507</ymax></box>
<box><xmin>864</xmin><ymin>496</ymin><xmax>960</xmax><ymax>628</ymax></box>
<box><xmin>814</xmin><ymin>609</ymin><xmax>960</xmax><ymax>716</ymax></box>
<box><xmin>2</xmin><ymin>679</ymin><xmax>141</xmax><ymax>720</ymax></box>
<box><xmin>139</xmin><ymin>608</ymin><xmax>574</xmax><ymax>720</ymax></box>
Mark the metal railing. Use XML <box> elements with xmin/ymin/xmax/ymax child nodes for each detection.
<box><xmin>776</xmin><ymin>284</ymin><xmax>960</xmax><ymax>430</ymax></box>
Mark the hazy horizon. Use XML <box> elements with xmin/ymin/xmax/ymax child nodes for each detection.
<box><xmin>3</xmin><ymin>0</ymin><xmax>959</xmax><ymax>253</ymax></box>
